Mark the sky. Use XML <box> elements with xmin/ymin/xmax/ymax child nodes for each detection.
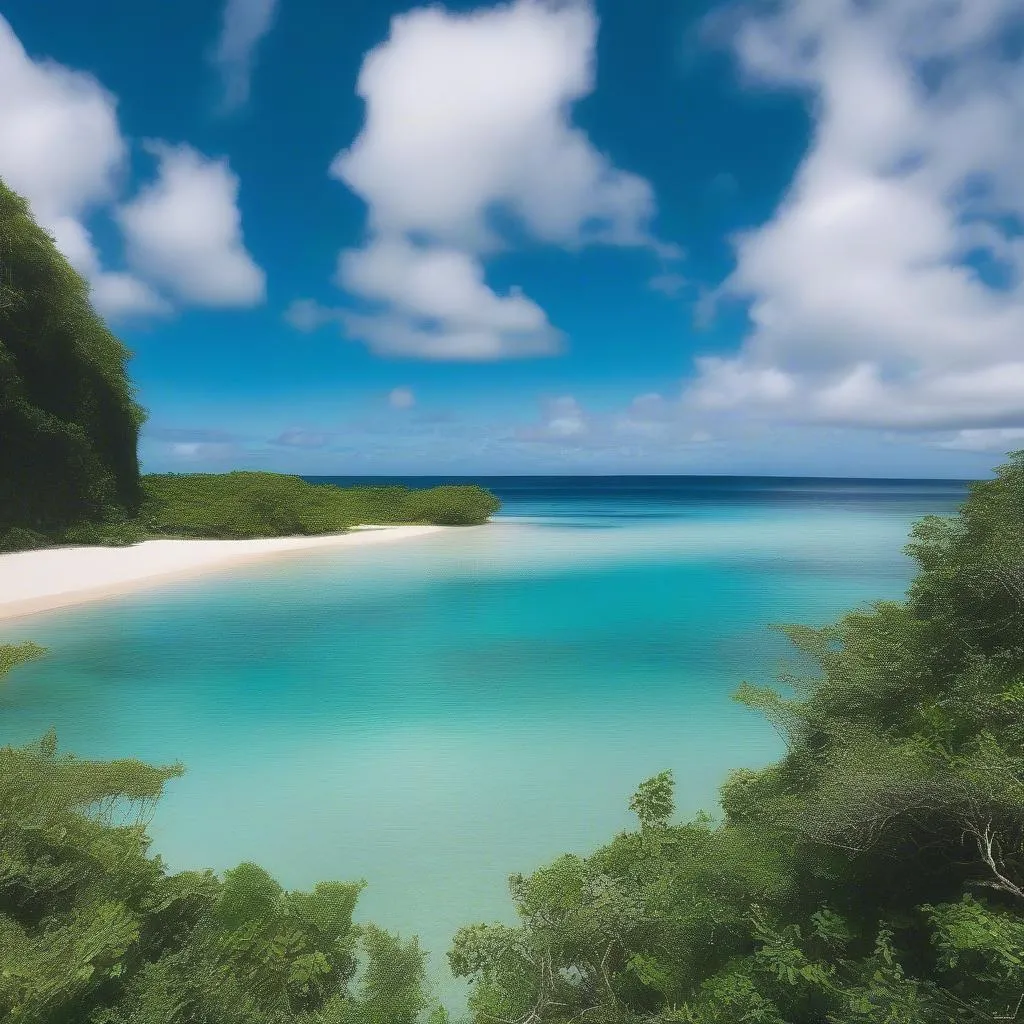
<box><xmin>1</xmin><ymin>0</ymin><xmax>1023</xmax><ymax>478</ymax></box>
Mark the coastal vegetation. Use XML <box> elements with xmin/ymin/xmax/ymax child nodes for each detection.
<box><xmin>0</xmin><ymin>178</ymin><xmax>499</xmax><ymax>553</ymax></box>
<box><xmin>0</xmin><ymin>181</ymin><xmax>145</xmax><ymax>546</ymax></box>
<box><xmin>4</xmin><ymin>453</ymin><xmax>1024</xmax><ymax>1021</ymax></box>
<box><xmin>137</xmin><ymin>474</ymin><xmax>501</xmax><ymax>537</ymax></box>
<box><xmin>0</xmin><ymin>721</ymin><xmax>433</xmax><ymax>1024</ymax></box>
<box><xmin>60</xmin><ymin>473</ymin><xmax>500</xmax><ymax>546</ymax></box>
<box><xmin>447</xmin><ymin>451</ymin><xmax>1024</xmax><ymax>1023</ymax></box>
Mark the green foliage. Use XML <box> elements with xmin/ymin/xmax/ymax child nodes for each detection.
<box><xmin>398</xmin><ymin>485</ymin><xmax>501</xmax><ymax>527</ymax></box>
<box><xmin>0</xmin><ymin>647</ymin><xmax>437</xmax><ymax>1024</ymax></box>
<box><xmin>135</xmin><ymin>473</ymin><xmax>500</xmax><ymax>539</ymax></box>
<box><xmin>630</xmin><ymin>770</ymin><xmax>676</xmax><ymax>830</ymax></box>
<box><xmin>0</xmin><ymin>641</ymin><xmax>45</xmax><ymax>678</ymax></box>
<box><xmin>0</xmin><ymin>730</ymin><xmax>435</xmax><ymax>1024</ymax></box>
<box><xmin>451</xmin><ymin>450</ymin><xmax>1024</xmax><ymax>1024</ymax></box>
<box><xmin>0</xmin><ymin>179</ymin><xmax>145</xmax><ymax>539</ymax></box>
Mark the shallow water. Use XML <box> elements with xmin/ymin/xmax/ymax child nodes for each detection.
<box><xmin>0</xmin><ymin>476</ymin><xmax>968</xmax><ymax>1012</ymax></box>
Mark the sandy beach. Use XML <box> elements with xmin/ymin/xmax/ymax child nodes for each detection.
<box><xmin>0</xmin><ymin>525</ymin><xmax>447</xmax><ymax>623</ymax></box>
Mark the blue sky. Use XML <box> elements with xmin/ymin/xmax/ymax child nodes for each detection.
<box><xmin>2</xmin><ymin>0</ymin><xmax>1023</xmax><ymax>477</ymax></box>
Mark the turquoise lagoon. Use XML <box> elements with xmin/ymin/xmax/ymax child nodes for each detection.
<box><xmin>0</xmin><ymin>476</ymin><xmax>969</xmax><ymax>1011</ymax></box>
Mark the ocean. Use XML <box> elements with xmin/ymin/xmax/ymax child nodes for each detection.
<box><xmin>0</xmin><ymin>475</ymin><xmax>970</xmax><ymax>1012</ymax></box>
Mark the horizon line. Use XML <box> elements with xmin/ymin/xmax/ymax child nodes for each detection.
<box><xmin>294</xmin><ymin>472</ymin><xmax>979</xmax><ymax>483</ymax></box>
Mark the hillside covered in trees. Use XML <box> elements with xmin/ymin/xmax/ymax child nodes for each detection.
<box><xmin>4</xmin><ymin>454</ymin><xmax>1024</xmax><ymax>1021</ymax></box>
<box><xmin>0</xmin><ymin>179</ymin><xmax>499</xmax><ymax>553</ymax></box>
<box><xmin>0</xmin><ymin>180</ymin><xmax>146</xmax><ymax>547</ymax></box>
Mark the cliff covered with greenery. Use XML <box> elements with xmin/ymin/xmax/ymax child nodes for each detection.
<box><xmin>0</xmin><ymin>180</ymin><xmax>146</xmax><ymax>549</ymax></box>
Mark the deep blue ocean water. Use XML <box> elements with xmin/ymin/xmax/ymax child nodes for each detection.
<box><xmin>0</xmin><ymin>475</ymin><xmax>970</xmax><ymax>1012</ymax></box>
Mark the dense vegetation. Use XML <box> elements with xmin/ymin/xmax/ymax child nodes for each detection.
<box><xmin>137</xmin><ymin>474</ymin><xmax>501</xmax><ymax>537</ymax></box>
<box><xmin>0</xmin><ymin>180</ymin><xmax>146</xmax><ymax>548</ymax></box>
<box><xmin>5</xmin><ymin>453</ymin><xmax>1024</xmax><ymax>1022</ymax></box>
<box><xmin>52</xmin><ymin>473</ymin><xmax>500</xmax><ymax>546</ymax></box>
<box><xmin>448</xmin><ymin>451</ymin><xmax>1024</xmax><ymax>1023</ymax></box>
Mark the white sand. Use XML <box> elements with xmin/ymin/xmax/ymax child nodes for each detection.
<box><xmin>0</xmin><ymin>525</ymin><xmax>447</xmax><ymax>622</ymax></box>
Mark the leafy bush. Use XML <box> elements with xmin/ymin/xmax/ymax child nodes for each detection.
<box><xmin>0</xmin><ymin>472</ymin><xmax>501</xmax><ymax>551</ymax></box>
<box><xmin>0</xmin><ymin>526</ymin><xmax>50</xmax><ymax>552</ymax></box>
<box><xmin>402</xmin><ymin>485</ymin><xmax>501</xmax><ymax>526</ymax></box>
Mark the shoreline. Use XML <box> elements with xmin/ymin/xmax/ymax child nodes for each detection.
<box><xmin>0</xmin><ymin>525</ymin><xmax>448</xmax><ymax>623</ymax></box>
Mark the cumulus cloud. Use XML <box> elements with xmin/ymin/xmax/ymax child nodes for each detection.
<box><xmin>117</xmin><ymin>142</ymin><xmax>266</xmax><ymax>307</ymax></box>
<box><xmin>0</xmin><ymin>16</ymin><xmax>164</xmax><ymax>319</ymax></box>
<box><xmin>301</xmin><ymin>0</ymin><xmax>674</xmax><ymax>360</ymax></box>
<box><xmin>211</xmin><ymin>0</ymin><xmax>280</xmax><ymax>112</ymax></box>
<box><xmin>684</xmin><ymin>0</ymin><xmax>1024</xmax><ymax>433</ymax></box>
<box><xmin>388</xmin><ymin>387</ymin><xmax>415</xmax><ymax>409</ymax></box>
<box><xmin>334</xmin><ymin>0</ymin><xmax>658</xmax><ymax>250</ymax></box>
<box><xmin>336</xmin><ymin>236</ymin><xmax>559</xmax><ymax>359</ymax></box>
<box><xmin>0</xmin><ymin>16</ymin><xmax>264</xmax><ymax>319</ymax></box>
<box><xmin>932</xmin><ymin>428</ymin><xmax>1024</xmax><ymax>452</ymax></box>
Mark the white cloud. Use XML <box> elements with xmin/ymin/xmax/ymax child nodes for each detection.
<box><xmin>933</xmin><ymin>428</ymin><xmax>1024</xmax><ymax>452</ymax></box>
<box><xmin>211</xmin><ymin>0</ymin><xmax>280</xmax><ymax>112</ymax></box>
<box><xmin>337</xmin><ymin>236</ymin><xmax>559</xmax><ymax>359</ymax></box>
<box><xmin>516</xmin><ymin>392</ymin><xmax>722</xmax><ymax>457</ymax></box>
<box><xmin>305</xmin><ymin>0</ymin><xmax>673</xmax><ymax>360</ymax></box>
<box><xmin>168</xmin><ymin>441</ymin><xmax>239</xmax><ymax>460</ymax></box>
<box><xmin>544</xmin><ymin>396</ymin><xmax>589</xmax><ymax>438</ymax></box>
<box><xmin>333</xmin><ymin>0</ymin><xmax>658</xmax><ymax>250</ymax></box>
<box><xmin>0</xmin><ymin>21</ymin><xmax>123</xmax><ymax>218</ymax></box>
<box><xmin>518</xmin><ymin>395</ymin><xmax>589</xmax><ymax>441</ymax></box>
<box><xmin>117</xmin><ymin>142</ymin><xmax>266</xmax><ymax>307</ymax></box>
<box><xmin>88</xmin><ymin>272</ymin><xmax>171</xmax><ymax>318</ymax></box>
<box><xmin>0</xmin><ymin>16</ymin><xmax>165</xmax><ymax>319</ymax></box>
<box><xmin>388</xmin><ymin>387</ymin><xmax>415</xmax><ymax>409</ymax></box>
<box><xmin>685</xmin><ymin>0</ymin><xmax>1024</xmax><ymax>432</ymax></box>
<box><xmin>0</xmin><ymin>16</ymin><xmax>263</xmax><ymax>320</ymax></box>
